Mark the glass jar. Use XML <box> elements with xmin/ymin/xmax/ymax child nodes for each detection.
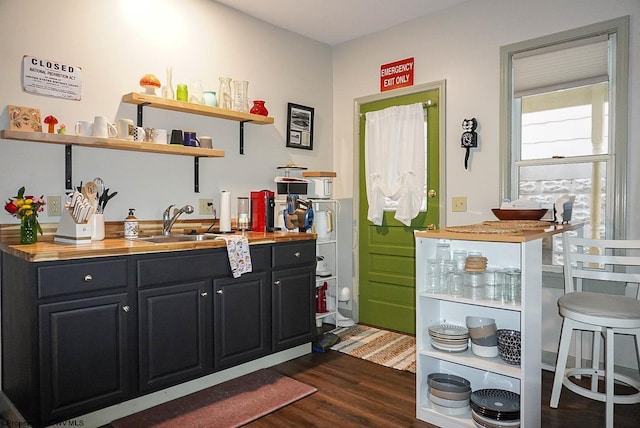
<box><xmin>176</xmin><ymin>83</ymin><xmax>188</xmax><ymax>102</ymax></box>
<box><xmin>20</xmin><ymin>215</ymin><xmax>38</xmax><ymax>244</ymax></box>
<box><xmin>189</xmin><ymin>79</ymin><xmax>204</xmax><ymax>103</ymax></box>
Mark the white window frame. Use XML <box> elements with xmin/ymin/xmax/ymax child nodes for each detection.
<box><xmin>499</xmin><ymin>17</ymin><xmax>629</xmax><ymax>247</ymax></box>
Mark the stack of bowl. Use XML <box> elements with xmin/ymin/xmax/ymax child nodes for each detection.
<box><xmin>427</xmin><ymin>373</ymin><xmax>472</xmax><ymax>416</ymax></box>
<box><xmin>470</xmin><ymin>388</ymin><xmax>521</xmax><ymax>427</ymax></box>
<box><xmin>496</xmin><ymin>329</ymin><xmax>521</xmax><ymax>365</ymax></box>
<box><xmin>466</xmin><ymin>316</ymin><xmax>498</xmax><ymax>358</ymax></box>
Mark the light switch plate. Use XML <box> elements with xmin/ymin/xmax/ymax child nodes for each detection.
<box><xmin>452</xmin><ymin>196</ymin><xmax>467</xmax><ymax>212</ymax></box>
<box><xmin>198</xmin><ymin>198</ymin><xmax>214</xmax><ymax>215</ymax></box>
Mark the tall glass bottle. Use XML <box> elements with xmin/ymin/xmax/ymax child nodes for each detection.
<box><xmin>161</xmin><ymin>67</ymin><xmax>174</xmax><ymax>99</ymax></box>
<box><xmin>218</xmin><ymin>77</ymin><xmax>232</xmax><ymax>110</ymax></box>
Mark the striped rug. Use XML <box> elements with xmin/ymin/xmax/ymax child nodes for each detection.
<box><xmin>330</xmin><ymin>324</ymin><xmax>416</xmax><ymax>373</ymax></box>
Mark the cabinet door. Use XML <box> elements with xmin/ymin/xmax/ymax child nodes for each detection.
<box><xmin>272</xmin><ymin>266</ymin><xmax>315</xmax><ymax>351</ymax></box>
<box><xmin>39</xmin><ymin>293</ymin><xmax>131</xmax><ymax>423</ymax></box>
<box><xmin>138</xmin><ymin>281</ymin><xmax>212</xmax><ymax>392</ymax></box>
<box><xmin>213</xmin><ymin>272</ymin><xmax>270</xmax><ymax>369</ymax></box>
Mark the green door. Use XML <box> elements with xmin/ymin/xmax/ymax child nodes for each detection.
<box><xmin>358</xmin><ymin>89</ymin><xmax>440</xmax><ymax>334</ymax></box>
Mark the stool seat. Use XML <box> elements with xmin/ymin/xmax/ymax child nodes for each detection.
<box><xmin>550</xmin><ymin>236</ymin><xmax>640</xmax><ymax>428</ymax></box>
<box><xmin>559</xmin><ymin>291</ymin><xmax>640</xmax><ymax>329</ymax></box>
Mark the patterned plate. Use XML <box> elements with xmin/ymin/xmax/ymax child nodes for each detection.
<box><xmin>470</xmin><ymin>389</ymin><xmax>520</xmax><ymax>420</ymax></box>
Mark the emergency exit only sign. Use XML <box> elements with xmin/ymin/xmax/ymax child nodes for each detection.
<box><xmin>380</xmin><ymin>57</ymin><xmax>414</xmax><ymax>92</ymax></box>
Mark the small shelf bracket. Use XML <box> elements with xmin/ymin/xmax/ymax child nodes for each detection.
<box><xmin>65</xmin><ymin>144</ymin><xmax>73</xmax><ymax>190</ymax></box>
<box><xmin>136</xmin><ymin>103</ymin><xmax>150</xmax><ymax>127</ymax></box>
<box><xmin>239</xmin><ymin>120</ymin><xmax>249</xmax><ymax>155</ymax></box>
<box><xmin>194</xmin><ymin>157</ymin><xmax>200</xmax><ymax>193</ymax></box>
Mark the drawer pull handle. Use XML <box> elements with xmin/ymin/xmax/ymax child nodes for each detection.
<box><xmin>294</xmin><ymin>252</ymin><xmax>300</xmax><ymax>258</ymax></box>
<box><xmin>122</xmin><ymin>306</ymin><xmax>130</xmax><ymax>312</ymax></box>
<box><xmin>274</xmin><ymin>280</ymin><xmax>281</xmax><ymax>286</ymax></box>
<box><xmin>201</xmin><ymin>292</ymin><xmax>208</xmax><ymax>297</ymax></box>
<box><xmin>84</xmin><ymin>274</ymin><xmax>93</xmax><ymax>282</ymax></box>
<box><xmin>216</xmin><ymin>289</ymin><xmax>223</xmax><ymax>294</ymax></box>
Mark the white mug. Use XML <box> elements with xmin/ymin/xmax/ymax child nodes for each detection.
<box><xmin>199</xmin><ymin>136</ymin><xmax>213</xmax><ymax>149</ymax></box>
<box><xmin>75</xmin><ymin>120</ymin><xmax>93</xmax><ymax>136</ymax></box>
<box><xmin>133</xmin><ymin>126</ymin><xmax>146</xmax><ymax>142</ymax></box>
<box><xmin>93</xmin><ymin>116</ymin><xmax>117</xmax><ymax>138</ymax></box>
<box><xmin>116</xmin><ymin>118</ymin><xmax>134</xmax><ymax>140</ymax></box>
<box><xmin>153</xmin><ymin>128</ymin><xmax>168</xmax><ymax>144</ymax></box>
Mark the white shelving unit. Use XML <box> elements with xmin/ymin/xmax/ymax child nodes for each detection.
<box><xmin>312</xmin><ymin>199</ymin><xmax>339</xmax><ymax>326</ymax></box>
<box><xmin>414</xmin><ymin>226</ymin><xmax>581</xmax><ymax>427</ymax></box>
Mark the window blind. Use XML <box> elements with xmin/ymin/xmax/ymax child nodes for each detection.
<box><xmin>513</xmin><ymin>35</ymin><xmax>609</xmax><ymax>98</ymax></box>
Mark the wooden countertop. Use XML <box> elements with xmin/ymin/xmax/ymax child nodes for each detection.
<box><xmin>1</xmin><ymin>231</ymin><xmax>316</xmax><ymax>263</ymax></box>
<box><xmin>415</xmin><ymin>223</ymin><xmax>583</xmax><ymax>242</ymax></box>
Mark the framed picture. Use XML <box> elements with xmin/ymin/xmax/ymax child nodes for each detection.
<box><xmin>286</xmin><ymin>103</ymin><xmax>314</xmax><ymax>150</ymax></box>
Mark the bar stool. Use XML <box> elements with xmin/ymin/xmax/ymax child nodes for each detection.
<box><xmin>550</xmin><ymin>235</ymin><xmax>640</xmax><ymax>428</ymax></box>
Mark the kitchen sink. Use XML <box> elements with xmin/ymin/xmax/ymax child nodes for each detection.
<box><xmin>135</xmin><ymin>234</ymin><xmax>221</xmax><ymax>243</ymax></box>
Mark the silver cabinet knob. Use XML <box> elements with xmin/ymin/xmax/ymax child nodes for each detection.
<box><xmin>201</xmin><ymin>292</ymin><xmax>208</xmax><ymax>297</ymax></box>
<box><xmin>216</xmin><ymin>289</ymin><xmax>223</xmax><ymax>294</ymax></box>
<box><xmin>274</xmin><ymin>280</ymin><xmax>281</xmax><ymax>286</ymax></box>
<box><xmin>84</xmin><ymin>274</ymin><xmax>92</xmax><ymax>282</ymax></box>
<box><xmin>122</xmin><ymin>305</ymin><xmax>130</xmax><ymax>312</ymax></box>
<box><xmin>294</xmin><ymin>252</ymin><xmax>300</xmax><ymax>258</ymax></box>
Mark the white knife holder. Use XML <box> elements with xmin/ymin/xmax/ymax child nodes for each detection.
<box><xmin>54</xmin><ymin>208</ymin><xmax>92</xmax><ymax>244</ymax></box>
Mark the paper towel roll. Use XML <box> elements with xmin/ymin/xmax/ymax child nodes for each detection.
<box><xmin>219</xmin><ymin>191</ymin><xmax>232</xmax><ymax>232</ymax></box>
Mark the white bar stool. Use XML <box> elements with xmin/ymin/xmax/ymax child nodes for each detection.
<box><xmin>550</xmin><ymin>235</ymin><xmax>640</xmax><ymax>428</ymax></box>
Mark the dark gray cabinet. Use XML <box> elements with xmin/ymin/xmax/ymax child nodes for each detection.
<box><xmin>138</xmin><ymin>280</ymin><xmax>212</xmax><ymax>392</ymax></box>
<box><xmin>1</xmin><ymin>255</ymin><xmax>133</xmax><ymax>426</ymax></box>
<box><xmin>1</xmin><ymin>240</ymin><xmax>313</xmax><ymax>427</ymax></box>
<box><xmin>214</xmin><ymin>272</ymin><xmax>270</xmax><ymax>369</ymax></box>
<box><xmin>271</xmin><ymin>241</ymin><xmax>316</xmax><ymax>351</ymax></box>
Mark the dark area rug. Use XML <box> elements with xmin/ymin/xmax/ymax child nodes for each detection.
<box><xmin>109</xmin><ymin>369</ymin><xmax>316</xmax><ymax>427</ymax></box>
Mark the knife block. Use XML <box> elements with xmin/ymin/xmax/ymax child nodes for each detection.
<box><xmin>54</xmin><ymin>208</ymin><xmax>92</xmax><ymax>244</ymax></box>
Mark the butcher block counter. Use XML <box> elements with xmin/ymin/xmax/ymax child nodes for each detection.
<box><xmin>0</xmin><ymin>230</ymin><xmax>315</xmax><ymax>262</ymax></box>
<box><xmin>415</xmin><ymin>222</ymin><xmax>583</xmax><ymax>242</ymax></box>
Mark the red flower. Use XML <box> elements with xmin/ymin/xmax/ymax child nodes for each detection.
<box><xmin>4</xmin><ymin>201</ymin><xmax>18</xmax><ymax>215</ymax></box>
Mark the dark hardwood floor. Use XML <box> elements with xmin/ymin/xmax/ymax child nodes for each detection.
<box><xmin>248</xmin><ymin>350</ymin><xmax>640</xmax><ymax>428</ymax></box>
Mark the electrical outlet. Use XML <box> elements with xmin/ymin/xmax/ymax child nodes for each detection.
<box><xmin>198</xmin><ymin>198</ymin><xmax>214</xmax><ymax>215</ymax></box>
<box><xmin>452</xmin><ymin>196</ymin><xmax>467</xmax><ymax>212</ymax></box>
<box><xmin>47</xmin><ymin>195</ymin><xmax>62</xmax><ymax>216</ymax></box>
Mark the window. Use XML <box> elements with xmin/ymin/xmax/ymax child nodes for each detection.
<box><xmin>500</xmin><ymin>17</ymin><xmax>629</xmax><ymax>267</ymax></box>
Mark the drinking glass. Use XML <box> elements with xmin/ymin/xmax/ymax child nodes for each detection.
<box><xmin>485</xmin><ymin>267</ymin><xmax>504</xmax><ymax>300</ymax></box>
<box><xmin>425</xmin><ymin>259</ymin><xmax>442</xmax><ymax>293</ymax></box>
<box><xmin>503</xmin><ymin>268</ymin><xmax>521</xmax><ymax>304</ymax></box>
<box><xmin>176</xmin><ymin>83</ymin><xmax>188</xmax><ymax>102</ymax></box>
<box><xmin>435</xmin><ymin>242</ymin><xmax>451</xmax><ymax>262</ymax></box>
<box><xmin>452</xmin><ymin>249</ymin><xmax>467</xmax><ymax>273</ymax></box>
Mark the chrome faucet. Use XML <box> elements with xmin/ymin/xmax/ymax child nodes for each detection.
<box><xmin>162</xmin><ymin>204</ymin><xmax>194</xmax><ymax>235</ymax></box>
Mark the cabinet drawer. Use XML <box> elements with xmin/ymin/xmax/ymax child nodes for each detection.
<box><xmin>38</xmin><ymin>259</ymin><xmax>128</xmax><ymax>299</ymax></box>
<box><xmin>272</xmin><ymin>241</ymin><xmax>316</xmax><ymax>269</ymax></box>
<box><xmin>137</xmin><ymin>246</ymin><xmax>269</xmax><ymax>287</ymax></box>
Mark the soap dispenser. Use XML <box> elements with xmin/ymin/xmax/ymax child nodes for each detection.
<box><xmin>124</xmin><ymin>208</ymin><xmax>139</xmax><ymax>239</ymax></box>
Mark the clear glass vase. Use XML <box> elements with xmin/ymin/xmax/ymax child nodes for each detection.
<box><xmin>218</xmin><ymin>77</ymin><xmax>232</xmax><ymax>110</ymax></box>
<box><xmin>161</xmin><ymin>66</ymin><xmax>174</xmax><ymax>100</ymax></box>
<box><xmin>232</xmin><ymin>80</ymin><xmax>249</xmax><ymax>112</ymax></box>
<box><xmin>20</xmin><ymin>215</ymin><xmax>38</xmax><ymax>244</ymax></box>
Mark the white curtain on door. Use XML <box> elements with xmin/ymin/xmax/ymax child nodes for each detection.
<box><xmin>365</xmin><ymin>102</ymin><xmax>426</xmax><ymax>226</ymax></box>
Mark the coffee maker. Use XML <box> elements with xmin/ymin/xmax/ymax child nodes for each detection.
<box><xmin>250</xmin><ymin>190</ymin><xmax>275</xmax><ymax>232</ymax></box>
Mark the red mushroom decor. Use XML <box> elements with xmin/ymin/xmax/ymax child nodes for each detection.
<box><xmin>140</xmin><ymin>74</ymin><xmax>161</xmax><ymax>95</ymax></box>
<box><xmin>44</xmin><ymin>115</ymin><xmax>58</xmax><ymax>133</ymax></box>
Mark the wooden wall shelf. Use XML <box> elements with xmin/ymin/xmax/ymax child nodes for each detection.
<box><xmin>0</xmin><ymin>130</ymin><xmax>225</xmax><ymax>157</ymax></box>
<box><xmin>122</xmin><ymin>92</ymin><xmax>274</xmax><ymax>155</ymax></box>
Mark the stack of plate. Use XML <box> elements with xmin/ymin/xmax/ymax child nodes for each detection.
<box><xmin>427</xmin><ymin>373</ymin><xmax>471</xmax><ymax>416</ymax></box>
<box><xmin>428</xmin><ymin>323</ymin><xmax>469</xmax><ymax>352</ymax></box>
<box><xmin>470</xmin><ymin>389</ymin><xmax>520</xmax><ymax>428</ymax></box>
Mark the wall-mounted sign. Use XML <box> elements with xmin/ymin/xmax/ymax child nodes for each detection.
<box><xmin>22</xmin><ymin>55</ymin><xmax>82</xmax><ymax>100</ymax></box>
<box><xmin>380</xmin><ymin>57</ymin><xmax>414</xmax><ymax>92</ymax></box>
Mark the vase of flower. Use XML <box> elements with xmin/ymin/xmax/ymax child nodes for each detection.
<box><xmin>20</xmin><ymin>215</ymin><xmax>38</xmax><ymax>244</ymax></box>
<box><xmin>5</xmin><ymin>186</ymin><xmax>46</xmax><ymax>245</ymax></box>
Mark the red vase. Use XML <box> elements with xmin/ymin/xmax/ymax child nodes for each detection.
<box><xmin>250</xmin><ymin>100</ymin><xmax>268</xmax><ymax>116</ymax></box>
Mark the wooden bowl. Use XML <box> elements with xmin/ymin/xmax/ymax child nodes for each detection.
<box><xmin>491</xmin><ymin>208</ymin><xmax>548</xmax><ymax>221</ymax></box>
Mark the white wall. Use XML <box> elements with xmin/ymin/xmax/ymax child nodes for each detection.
<box><xmin>0</xmin><ymin>0</ymin><xmax>333</xmax><ymax>222</ymax></box>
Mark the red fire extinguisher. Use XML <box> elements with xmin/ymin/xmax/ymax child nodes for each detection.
<box><xmin>316</xmin><ymin>282</ymin><xmax>328</xmax><ymax>313</ymax></box>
